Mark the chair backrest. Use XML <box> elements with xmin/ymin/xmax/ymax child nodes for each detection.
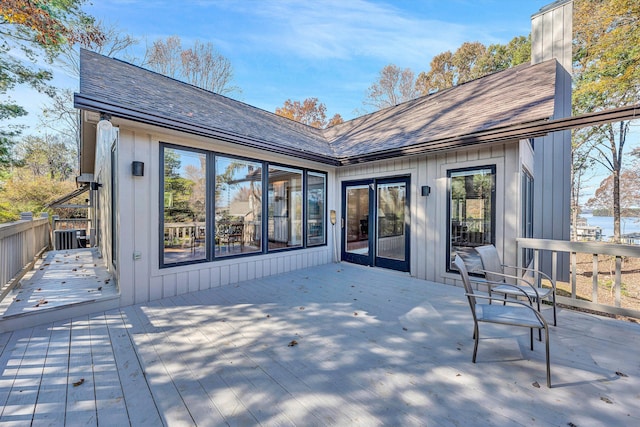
<box><xmin>475</xmin><ymin>244</ymin><xmax>505</xmax><ymax>283</ymax></box>
<box><xmin>453</xmin><ymin>255</ymin><xmax>477</xmax><ymax>312</ymax></box>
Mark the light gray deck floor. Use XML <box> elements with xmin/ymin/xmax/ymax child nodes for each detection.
<box><xmin>0</xmin><ymin>262</ymin><xmax>639</xmax><ymax>426</ymax></box>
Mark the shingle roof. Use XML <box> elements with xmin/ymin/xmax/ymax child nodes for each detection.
<box><xmin>75</xmin><ymin>49</ymin><xmax>558</xmax><ymax>166</ymax></box>
<box><xmin>76</xmin><ymin>50</ymin><xmax>336</xmax><ymax>162</ymax></box>
<box><xmin>323</xmin><ymin>60</ymin><xmax>558</xmax><ymax>160</ymax></box>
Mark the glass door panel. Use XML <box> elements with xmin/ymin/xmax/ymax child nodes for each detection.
<box><xmin>345</xmin><ymin>184</ymin><xmax>370</xmax><ymax>256</ymax></box>
<box><xmin>376</xmin><ymin>182</ymin><xmax>406</xmax><ymax>261</ymax></box>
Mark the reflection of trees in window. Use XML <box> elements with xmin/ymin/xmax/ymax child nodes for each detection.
<box><xmin>164</xmin><ymin>148</ymin><xmax>206</xmax><ymax>223</ymax></box>
<box><xmin>378</xmin><ymin>184</ymin><xmax>405</xmax><ymax>238</ymax></box>
<box><xmin>163</xmin><ymin>147</ymin><xmax>207</xmax><ymax>264</ymax></box>
<box><xmin>215</xmin><ymin>156</ymin><xmax>262</xmax><ymax>256</ymax></box>
<box><xmin>268</xmin><ymin>166</ymin><xmax>302</xmax><ymax>249</ymax></box>
<box><xmin>448</xmin><ymin>166</ymin><xmax>495</xmax><ymax>270</ymax></box>
<box><xmin>307</xmin><ymin>172</ymin><xmax>326</xmax><ymax>245</ymax></box>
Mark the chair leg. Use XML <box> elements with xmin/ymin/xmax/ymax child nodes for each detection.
<box><xmin>472</xmin><ymin>324</ymin><xmax>479</xmax><ymax>363</ymax></box>
<box><xmin>530</xmin><ymin>328</ymin><xmax>534</xmax><ymax>351</ymax></box>
<box><xmin>544</xmin><ymin>325</ymin><xmax>551</xmax><ymax>388</ymax></box>
<box><xmin>552</xmin><ymin>292</ymin><xmax>557</xmax><ymax>326</ymax></box>
<box><xmin>536</xmin><ymin>299</ymin><xmax>542</xmax><ymax>341</ymax></box>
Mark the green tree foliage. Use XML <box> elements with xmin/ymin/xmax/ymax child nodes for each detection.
<box><xmin>13</xmin><ymin>134</ymin><xmax>76</xmax><ymax>180</ymax></box>
<box><xmin>275</xmin><ymin>97</ymin><xmax>343</xmax><ymax>129</ymax></box>
<box><xmin>0</xmin><ymin>0</ymin><xmax>103</xmax><ymax>167</ymax></box>
<box><xmin>364</xmin><ymin>64</ymin><xmax>418</xmax><ymax>110</ymax></box>
<box><xmin>0</xmin><ymin>133</ymin><xmax>78</xmax><ymax>220</ymax></box>
<box><xmin>415</xmin><ymin>36</ymin><xmax>531</xmax><ymax>95</ymax></box>
<box><xmin>573</xmin><ymin>0</ymin><xmax>640</xmax><ymax>242</ymax></box>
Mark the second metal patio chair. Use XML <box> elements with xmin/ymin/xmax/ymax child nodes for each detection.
<box><xmin>474</xmin><ymin>244</ymin><xmax>557</xmax><ymax>326</ymax></box>
<box><xmin>454</xmin><ymin>255</ymin><xmax>551</xmax><ymax>388</ymax></box>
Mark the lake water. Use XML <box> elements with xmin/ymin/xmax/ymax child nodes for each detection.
<box><xmin>580</xmin><ymin>214</ymin><xmax>640</xmax><ymax>240</ymax></box>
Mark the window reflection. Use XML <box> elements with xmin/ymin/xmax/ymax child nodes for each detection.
<box><xmin>215</xmin><ymin>156</ymin><xmax>262</xmax><ymax>256</ymax></box>
<box><xmin>448</xmin><ymin>167</ymin><xmax>495</xmax><ymax>271</ymax></box>
<box><xmin>268</xmin><ymin>165</ymin><xmax>303</xmax><ymax>250</ymax></box>
<box><xmin>163</xmin><ymin>147</ymin><xmax>207</xmax><ymax>265</ymax></box>
<box><xmin>377</xmin><ymin>182</ymin><xmax>406</xmax><ymax>261</ymax></box>
<box><xmin>307</xmin><ymin>172</ymin><xmax>326</xmax><ymax>246</ymax></box>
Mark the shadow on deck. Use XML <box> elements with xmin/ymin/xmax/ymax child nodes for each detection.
<box><xmin>0</xmin><ymin>248</ymin><xmax>119</xmax><ymax>332</ymax></box>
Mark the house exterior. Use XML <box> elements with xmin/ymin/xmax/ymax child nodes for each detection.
<box><xmin>74</xmin><ymin>1</ymin><xmax>575</xmax><ymax>307</ymax></box>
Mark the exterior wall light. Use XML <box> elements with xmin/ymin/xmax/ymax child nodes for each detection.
<box><xmin>132</xmin><ymin>161</ymin><xmax>144</xmax><ymax>177</ymax></box>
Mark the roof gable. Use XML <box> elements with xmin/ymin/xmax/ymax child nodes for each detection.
<box><xmin>323</xmin><ymin>60</ymin><xmax>558</xmax><ymax>160</ymax></box>
<box><xmin>75</xmin><ymin>50</ymin><xmax>558</xmax><ymax>165</ymax></box>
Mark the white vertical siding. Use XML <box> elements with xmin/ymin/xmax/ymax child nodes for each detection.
<box><xmin>111</xmin><ymin>123</ymin><xmax>335</xmax><ymax>306</ymax></box>
<box><xmin>531</xmin><ymin>0</ymin><xmax>572</xmax><ymax>279</ymax></box>
<box><xmin>337</xmin><ymin>143</ymin><xmax>520</xmax><ymax>283</ymax></box>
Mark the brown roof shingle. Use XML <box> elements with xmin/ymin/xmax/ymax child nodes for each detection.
<box><xmin>75</xmin><ymin>50</ymin><xmax>558</xmax><ymax>165</ymax></box>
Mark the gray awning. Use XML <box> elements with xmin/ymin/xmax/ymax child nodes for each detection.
<box><xmin>45</xmin><ymin>185</ymin><xmax>90</xmax><ymax>208</ymax></box>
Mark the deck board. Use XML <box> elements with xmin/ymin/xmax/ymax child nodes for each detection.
<box><xmin>31</xmin><ymin>321</ymin><xmax>70</xmax><ymax>426</ymax></box>
<box><xmin>0</xmin><ymin>263</ymin><xmax>638</xmax><ymax>426</ymax></box>
<box><xmin>105</xmin><ymin>309</ymin><xmax>162</xmax><ymax>426</ymax></box>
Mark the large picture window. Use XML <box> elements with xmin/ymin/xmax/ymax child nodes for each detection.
<box><xmin>162</xmin><ymin>146</ymin><xmax>207</xmax><ymax>265</ymax></box>
<box><xmin>268</xmin><ymin>165</ymin><xmax>303</xmax><ymax>250</ymax></box>
<box><xmin>160</xmin><ymin>143</ymin><xmax>327</xmax><ymax>267</ymax></box>
<box><xmin>447</xmin><ymin>166</ymin><xmax>495</xmax><ymax>271</ymax></box>
<box><xmin>215</xmin><ymin>156</ymin><xmax>262</xmax><ymax>257</ymax></box>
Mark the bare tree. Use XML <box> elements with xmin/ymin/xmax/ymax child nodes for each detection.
<box><xmin>58</xmin><ymin>20</ymin><xmax>139</xmax><ymax>78</ymax></box>
<box><xmin>146</xmin><ymin>36</ymin><xmax>183</xmax><ymax>79</ymax></box>
<box><xmin>364</xmin><ymin>64</ymin><xmax>418</xmax><ymax>111</ymax></box>
<box><xmin>145</xmin><ymin>36</ymin><xmax>240</xmax><ymax>96</ymax></box>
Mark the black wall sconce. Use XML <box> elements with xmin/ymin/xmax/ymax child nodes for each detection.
<box><xmin>421</xmin><ymin>185</ymin><xmax>431</xmax><ymax>197</ymax></box>
<box><xmin>132</xmin><ymin>161</ymin><xmax>144</xmax><ymax>177</ymax></box>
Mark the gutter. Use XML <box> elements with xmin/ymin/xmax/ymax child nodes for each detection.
<box><xmin>76</xmin><ymin>92</ymin><xmax>639</xmax><ymax>168</ymax></box>
<box><xmin>337</xmin><ymin>104</ymin><xmax>640</xmax><ymax>165</ymax></box>
<box><xmin>74</xmin><ymin>94</ymin><xmax>341</xmax><ymax>167</ymax></box>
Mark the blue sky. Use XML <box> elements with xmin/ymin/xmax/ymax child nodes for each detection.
<box><xmin>74</xmin><ymin>0</ymin><xmax>551</xmax><ymax>121</ymax></box>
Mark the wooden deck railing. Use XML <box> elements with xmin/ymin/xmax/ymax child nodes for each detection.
<box><xmin>517</xmin><ymin>238</ymin><xmax>640</xmax><ymax>318</ymax></box>
<box><xmin>0</xmin><ymin>213</ymin><xmax>51</xmax><ymax>298</ymax></box>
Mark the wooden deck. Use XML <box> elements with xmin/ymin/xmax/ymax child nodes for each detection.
<box><xmin>0</xmin><ymin>249</ymin><xmax>119</xmax><ymax>333</ymax></box>
<box><xmin>0</xmin><ymin>263</ymin><xmax>638</xmax><ymax>426</ymax></box>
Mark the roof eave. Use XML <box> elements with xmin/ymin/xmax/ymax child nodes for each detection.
<box><xmin>337</xmin><ymin>103</ymin><xmax>640</xmax><ymax>166</ymax></box>
<box><xmin>74</xmin><ymin>93</ymin><xmax>341</xmax><ymax>167</ymax></box>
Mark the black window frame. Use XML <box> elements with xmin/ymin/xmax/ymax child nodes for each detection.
<box><xmin>521</xmin><ymin>168</ymin><xmax>534</xmax><ymax>267</ymax></box>
<box><xmin>446</xmin><ymin>165</ymin><xmax>496</xmax><ymax>273</ymax></box>
<box><xmin>159</xmin><ymin>142</ymin><xmax>328</xmax><ymax>268</ymax></box>
<box><xmin>159</xmin><ymin>143</ymin><xmax>210</xmax><ymax>269</ymax></box>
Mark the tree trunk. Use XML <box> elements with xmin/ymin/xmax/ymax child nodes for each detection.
<box><xmin>612</xmin><ymin>168</ymin><xmax>621</xmax><ymax>243</ymax></box>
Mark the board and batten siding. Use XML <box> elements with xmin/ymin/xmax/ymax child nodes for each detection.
<box><xmin>531</xmin><ymin>0</ymin><xmax>572</xmax><ymax>280</ymax></box>
<box><xmin>110</xmin><ymin>120</ymin><xmax>335</xmax><ymax>306</ymax></box>
<box><xmin>337</xmin><ymin>141</ymin><xmax>522</xmax><ymax>285</ymax></box>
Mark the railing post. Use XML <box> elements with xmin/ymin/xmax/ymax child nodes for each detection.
<box><xmin>571</xmin><ymin>252</ymin><xmax>577</xmax><ymax>300</ymax></box>
<box><xmin>592</xmin><ymin>254</ymin><xmax>599</xmax><ymax>304</ymax></box>
<box><xmin>615</xmin><ymin>256</ymin><xmax>622</xmax><ymax>307</ymax></box>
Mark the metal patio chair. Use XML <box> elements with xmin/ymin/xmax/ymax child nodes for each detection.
<box><xmin>454</xmin><ymin>255</ymin><xmax>551</xmax><ymax>388</ymax></box>
<box><xmin>474</xmin><ymin>244</ymin><xmax>557</xmax><ymax>326</ymax></box>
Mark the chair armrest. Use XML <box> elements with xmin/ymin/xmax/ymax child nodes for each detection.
<box><xmin>467</xmin><ymin>280</ymin><xmax>534</xmax><ymax>304</ymax></box>
<box><xmin>471</xmin><ymin>269</ymin><xmax>540</xmax><ymax>299</ymax></box>
<box><xmin>501</xmin><ymin>264</ymin><xmax>556</xmax><ymax>290</ymax></box>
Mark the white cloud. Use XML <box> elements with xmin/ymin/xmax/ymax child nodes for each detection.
<box><xmin>223</xmin><ymin>0</ymin><xmax>488</xmax><ymax>69</ymax></box>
